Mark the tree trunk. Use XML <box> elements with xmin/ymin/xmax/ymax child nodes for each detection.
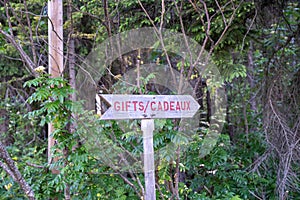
<box><xmin>247</xmin><ymin>41</ymin><xmax>257</xmax><ymax>113</ymax></box>
<box><xmin>48</xmin><ymin>0</ymin><xmax>63</xmax><ymax>174</ymax></box>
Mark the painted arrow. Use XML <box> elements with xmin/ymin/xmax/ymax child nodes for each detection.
<box><xmin>98</xmin><ymin>94</ymin><xmax>200</xmax><ymax>120</ymax></box>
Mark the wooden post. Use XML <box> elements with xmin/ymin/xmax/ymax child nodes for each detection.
<box><xmin>98</xmin><ymin>95</ymin><xmax>199</xmax><ymax>199</ymax></box>
<box><xmin>48</xmin><ymin>0</ymin><xmax>63</xmax><ymax>165</ymax></box>
<box><xmin>141</xmin><ymin>119</ymin><xmax>156</xmax><ymax>200</ymax></box>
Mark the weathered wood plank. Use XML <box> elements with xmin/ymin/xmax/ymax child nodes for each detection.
<box><xmin>99</xmin><ymin>94</ymin><xmax>200</xmax><ymax>120</ymax></box>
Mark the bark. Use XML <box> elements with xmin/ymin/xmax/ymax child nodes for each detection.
<box><xmin>62</xmin><ymin>1</ymin><xmax>75</xmax><ymax>199</ymax></box>
<box><xmin>67</xmin><ymin>0</ymin><xmax>76</xmax><ymax>130</ymax></box>
<box><xmin>47</xmin><ymin>0</ymin><xmax>63</xmax><ymax>174</ymax></box>
<box><xmin>247</xmin><ymin>41</ymin><xmax>257</xmax><ymax>113</ymax></box>
<box><xmin>174</xmin><ymin>146</ymin><xmax>180</xmax><ymax>200</ymax></box>
<box><xmin>206</xmin><ymin>89</ymin><xmax>211</xmax><ymax>123</ymax></box>
<box><xmin>0</xmin><ymin>29</ymin><xmax>38</xmax><ymax>77</ymax></box>
<box><xmin>225</xmin><ymin>87</ymin><xmax>234</xmax><ymax>140</ymax></box>
<box><xmin>0</xmin><ymin>141</ymin><xmax>36</xmax><ymax>200</ymax></box>
<box><xmin>0</xmin><ymin>1</ymin><xmax>38</xmax><ymax>77</ymax></box>
<box><xmin>0</xmin><ymin>108</ymin><xmax>11</xmax><ymax>145</ymax></box>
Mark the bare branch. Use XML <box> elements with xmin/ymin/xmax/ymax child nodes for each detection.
<box><xmin>26</xmin><ymin>162</ymin><xmax>45</xmax><ymax>169</ymax></box>
<box><xmin>0</xmin><ymin>141</ymin><xmax>36</xmax><ymax>200</ymax></box>
<box><xmin>23</xmin><ymin>0</ymin><xmax>37</xmax><ymax>65</ymax></box>
<box><xmin>0</xmin><ymin>28</ymin><xmax>38</xmax><ymax>76</ymax></box>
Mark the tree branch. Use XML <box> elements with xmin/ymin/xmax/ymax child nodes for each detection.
<box><xmin>0</xmin><ymin>28</ymin><xmax>38</xmax><ymax>77</ymax></box>
<box><xmin>0</xmin><ymin>141</ymin><xmax>36</xmax><ymax>200</ymax></box>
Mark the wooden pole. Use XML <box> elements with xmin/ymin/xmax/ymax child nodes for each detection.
<box><xmin>141</xmin><ymin>119</ymin><xmax>156</xmax><ymax>200</ymax></box>
<box><xmin>48</xmin><ymin>0</ymin><xmax>63</xmax><ymax>166</ymax></box>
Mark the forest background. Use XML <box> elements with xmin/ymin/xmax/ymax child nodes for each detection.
<box><xmin>0</xmin><ymin>0</ymin><xmax>300</xmax><ymax>199</ymax></box>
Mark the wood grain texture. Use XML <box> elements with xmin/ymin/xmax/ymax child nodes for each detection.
<box><xmin>142</xmin><ymin>119</ymin><xmax>156</xmax><ymax>200</ymax></box>
<box><xmin>99</xmin><ymin>94</ymin><xmax>200</xmax><ymax>120</ymax></box>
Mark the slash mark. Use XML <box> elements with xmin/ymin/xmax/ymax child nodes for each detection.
<box><xmin>144</xmin><ymin>101</ymin><xmax>149</xmax><ymax>113</ymax></box>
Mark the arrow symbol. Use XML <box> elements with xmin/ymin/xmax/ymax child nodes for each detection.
<box><xmin>97</xmin><ymin>94</ymin><xmax>200</xmax><ymax>120</ymax></box>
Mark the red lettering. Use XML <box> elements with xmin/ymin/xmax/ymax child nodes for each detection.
<box><xmin>186</xmin><ymin>101</ymin><xmax>190</xmax><ymax>110</ymax></box>
<box><xmin>138</xmin><ymin>101</ymin><xmax>144</xmax><ymax>111</ymax></box>
<box><xmin>181</xmin><ymin>101</ymin><xmax>185</xmax><ymax>110</ymax></box>
<box><xmin>121</xmin><ymin>101</ymin><xmax>125</xmax><ymax>111</ymax></box>
<box><xmin>176</xmin><ymin>101</ymin><xmax>181</xmax><ymax>111</ymax></box>
<box><xmin>157</xmin><ymin>102</ymin><xmax>163</xmax><ymax>111</ymax></box>
<box><xmin>170</xmin><ymin>101</ymin><xmax>174</xmax><ymax>111</ymax></box>
<box><xmin>132</xmin><ymin>101</ymin><xmax>138</xmax><ymax>111</ymax></box>
<box><xmin>114</xmin><ymin>101</ymin><xmax>120</xmax><ymax>111</ymax></box>
<box><xmin>150</xmin><ymin>102</ymin><xmax>156</xmax><ymax>111</ymax></box>
<box><xmin>113</xmin><ymin>100</ymin><xmax>191</xmax><ymax>113</ymax></box>
<box><xmin>164</xmin><ymin>101</ymin><xmax>169</xmax><ymax>111</ymax></box>
<box><xmin>126</xmin><ymin>101</ymin><xmax>130</xmax><ymax>111</ymax></box>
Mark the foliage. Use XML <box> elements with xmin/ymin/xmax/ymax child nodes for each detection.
<box><xmin>252</xmin><ymin>2</ymin><xmax>300</xmax><ymax>198</ymax></box>
<box><xmin>1</xmin><ymin>0</ymin><xmax>300</xmax><ymax>199</ymax></box>
<box><xmin>17</xmin><ymin>74</ymin><xmax>140</xmax><ymax>199</ymax></box>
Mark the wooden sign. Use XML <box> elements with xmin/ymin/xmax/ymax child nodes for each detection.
<box><xmin>98</xmin><ymin>94</ymin><xmax>200</xmax><ymax>200</ymax></box>
<box><xmin>99</xmin><ymin>94</ymin><xmax>200</xmax><ymax>120</ymax></box>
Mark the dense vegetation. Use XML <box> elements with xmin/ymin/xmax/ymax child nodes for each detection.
<box><xmin>0</xmin><ymin>0</ymin><xmax>299</xmax><ymax>199</ymax></box>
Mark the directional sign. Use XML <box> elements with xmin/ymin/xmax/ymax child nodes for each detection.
<box><xmin>99</xmin><ymin>94</ymin><xmax>200</xmax><ymax>120</ymax></box>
